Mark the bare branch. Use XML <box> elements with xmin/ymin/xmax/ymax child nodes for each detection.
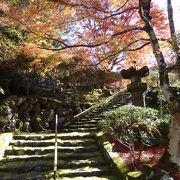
<box><xmin>49</xmin><ymin>0</ymin><xmax>110</xmax><ymax>13</ymax></box>
<box><xmin>38</xmin><ymin>41</ymin><xmax>109</xmax><ymax>51</ymax></box>
<box><xmin>90</xmin><ymin>38</ymin><xmax>151</xmax><ymax>67</ymax></box>
<box><xmin>127</xmin><ymin>42</ymin><xmax>150</xmax><ymax>51</ymax></box>
<box><xmin>111</xmin><ymin>27</ymin><xmax>144</xmax><ymax>39</ymax></box>
<box><xmin>104</xmin><ymin>7</ymin><xmax>139</xmax><ymax>20</ymax></box>
<box><xmin>112</xmin><ymin>0</ymin><xmax>130</xmax><ymax>13</ymax></box>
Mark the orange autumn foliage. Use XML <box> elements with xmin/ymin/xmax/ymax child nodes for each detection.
<box><xmin>0</xmin><ymin>0</ymin><xmax>170</xmax><ymax>72</ymax></box>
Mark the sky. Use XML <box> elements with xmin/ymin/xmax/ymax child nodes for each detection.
<box><xmin>155</xmin><ymin>0</ymin><xmax>180</xmax><ymax>31</ymax></box>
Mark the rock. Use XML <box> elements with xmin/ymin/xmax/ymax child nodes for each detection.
<box><xmin>15</xmin><ymin>119</ymin><xmax>23</xmax><ymax>131</ymax></box>
<box><xmin>15</xmin><ymin>96</ymin><xmax>26</xmax><ymax>106</ymax></box>
<box><xmin>31</xmin><ymin>116</ymin><xmax>47</xmax><ymax>132</ymax></box>
<box><xmin>41</xmin><ymin>109</ymin><xmax>54</xmax><ymax>122</ymax></box>
<box><xmin>8</xmin><ymin>96</ymin><xmax>17</xmax><ymax>107</ymax></box>
<box><xmin>0</xmin><ymin>103</ymin><xmax>13</xmax><ymax>130</ymax></box>
<box><xmin>26</xmin><ymin>97</ymin><xmax>38</xmax><ymax>104</ymax></box>
<box><xmin>0</xmin><ymin>116</ymin><xmax>9</xmax><ymax>129</ymax></box>
<box><xmin>18</xmin><ymin>101</ymin><xmax>33</xmax><ymax>122</ymax></box>
<box><xmin>30</xmin><ymin>103</ymin><xmax>41</xmax><ymax>120</ymax></box>
<box><xmin>46</xmin><ymin>99</ymin><xmax>60</xmax><ymax>110</ymax></box>
<box><xmin>22</xmin><ymin>121</ymin><xmax>31</xmax><ymax>132</ymax></box>
<box><xmin>39</xmin><ymin>109</ymin><xmax>55</xmax><ymax>129</ymax></box>
<box><xmin>38</xmin><ymin>97</ymin><xmax>48</xmax><ymax>106</ymax></box>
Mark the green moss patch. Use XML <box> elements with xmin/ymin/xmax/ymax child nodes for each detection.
<box><xmin>126</xmin><ymin>171</ymin><xmax>145</xmax><ymax>180</ymax></box>
<box><xmin>96</xmin><ymin>132</ymin><xmax>129</xmax><ymax>178</ymax></box>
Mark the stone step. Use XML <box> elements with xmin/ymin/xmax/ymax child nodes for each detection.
<box><xmin>3</xmin><ymin>151</ymin><xmax>103</xmax><ymax>162</ymax></box>
<box><xmin>0</xmin><ymin>166</ymin><xmax>112</xmax><ymax>180</ymax></box>
<box><xmin>71</xmin><ymin>121</ymin><xmax>98</xmax><ymax>125</ymax></box>
<box><xmin>67</xmin><ymin>124</ymin><xmax>97</xmax><ymax>128</ymax></box>
<box><xmin>10</xmin><ymin>138</ymin><xmax>97</xmax><ymax>147</ymax></box>
<box><xmin>59</xmin><ymin>132</ymin><xmax>96</xmax><ymax>140</ymax></box>
<box><xmin>5</xmin><ymin>145</ymin><xmax>99</xmax><ymax>155</ymax></box>
<box><xmin>62</xmin><ymin>126</ymin><xmax>97</xmax><ymax>131</ymax></box>
<box><xmin>83</xmin><ymin>116</ymin><xmax>103</xmax><ymax>120</ymax></box>
<box><xmin>0</xmin><ymin>96</ymin><xmax>129</xmax><ymax>180</ymax></box>
<box><xmin>57</xmin><ymin>166</ymin><xmax>111</xmax><ymax>177</ymax></box>
<box><xmin>60</xmin><ymin>176</ymin><xmax>117</xmax><ymax>180</ymax></box>
<box><xmin>77</xmin><ymin>118</ymin><xmax>99</xmax><ymax>123</ymax></box>
<box><xmin>61</xmin><ymin>127</ymin><xmax>97</xmax><ymax>133</ymax></box>
<box><xmin>13</xmin><ymin>132</ymin><xmax>95</xmax><ymax>140</ymax></box>
<box><xmin>92</xmin><ymin>117</ymin><xmax>104</xmax><ymax>120</ymax></box>
<box><xmin>0</xmin><ymin>157</ymin><xmax>106</xmax><ymax>173</ymax></box>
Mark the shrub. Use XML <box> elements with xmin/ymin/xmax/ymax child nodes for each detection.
<box><xmin>98</xmin><ymin>105</ymin><xmax>170</xmax><ymax>169</ymax></box>
<box><xmin>98</xmin><ymin>105</ymin><xmax>170</xmax><ymax>147</ymax></box>
<box><xmin>146</xmin><ymin>88</ymin><xmax>170</xmax><ymax>114</ymax></box>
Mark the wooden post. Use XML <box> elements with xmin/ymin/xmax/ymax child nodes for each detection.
<box><xmin>54</xmin><ymin>114</ymin><xmax>58</xmax><ymax>180</ymax></box>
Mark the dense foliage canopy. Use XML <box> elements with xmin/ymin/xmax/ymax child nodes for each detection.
<box><xmin>0</xmin><ymin>0</ymin><xmax>170</xmax><ymax>72</ymax></box>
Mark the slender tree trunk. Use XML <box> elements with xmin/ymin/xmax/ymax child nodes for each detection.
<box><xmin>167</xmin><ymin>0</ymin><xmax>180</xmax><ymax>165</ymax></box>
<box><xmin>139</xmin><ymin>0</ymin><xmax>180</xmax><ymax>166</ymax></box>
<box><xmin>169</xmin><ymin>112</ymin><xmax>180</xmax><ymax>165</ymax></box>
<box><xmin>167</xmin><ymin>0</ymin><xmax>180</xmax><ymax>77</ymax></box>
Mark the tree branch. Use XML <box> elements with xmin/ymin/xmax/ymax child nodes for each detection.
<box><xmin>127</xmin><ymin>42</ymin><xmax>151</xmax><ymax>51</ymax></box>
<box><xmin>111</xmin><ymin>27</ymin><xmax>144</xmax><ymax>39</ymax></box>
<box><xmin>104</xmin><ymin>7</ymin><xmax>139</xmax><ymax>20</ymax></box>
<box><xmin>49</xmin><ymin>0</ymin><xmax>110</xmax><ymax>13</ymax></box>
<box><xmin>111</xmin><ymin>0</ymin><xmax>130</xmax><ymax>13</ymax></box>
<box><xmin>38</xmin><ymin>41</ymin><xmax>109</xmax><ymax>50</ymax></box>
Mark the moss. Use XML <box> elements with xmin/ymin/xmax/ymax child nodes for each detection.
<box><xmin>13</xmin><ymin>129</ymin><xmax>22</xmax><ymax>135</ymax></box>
<box><xmin>113</xmin><ymin>157</ymin><xmax>129</xmax><ymax>174</ymax></box>
<box><xmin>126</xmin><ymin>171</ymin><xmax>145</xmax><ymax>180</ymax></box>
<box><xmin>103</xmin><ymin>141</ymin><xmax>113</xmax><ymax>152</ymax></box>
<box><xmin>96</xmin><ymin>132</ymin><xmax>129</xmax><ymax>178</ymax></box>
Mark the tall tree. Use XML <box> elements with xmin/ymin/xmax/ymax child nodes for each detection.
<box><xmin>167</xmin><ymin>0</ymin><xmax>180</xmax><ymax>76</ymax></box>
<box><xmin>139</xmin><ymin>0</ymin><xmax>180</xmax><ymax>166</ymax></box>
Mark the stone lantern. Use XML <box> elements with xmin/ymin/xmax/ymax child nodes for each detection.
<box><xmin>121</xmin><ymin>66</ymin><xmax>149</xmax><ymax>107</ymax></box>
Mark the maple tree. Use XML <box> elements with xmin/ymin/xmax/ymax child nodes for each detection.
<box><xmin>0</xmin><ymin>0</ymin><xmax>168</xmax><ymax>69</ymax></box>
<box><xmin>0</xmin><ymin>0</ymin><xmax>180</xmax><ymax>166</ymax></box>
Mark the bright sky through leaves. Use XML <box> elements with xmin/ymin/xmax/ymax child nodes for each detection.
<box><xmin>155</xmin><ymin>0</ymin><xmax>180</xmax><ymax>30</ymax></box>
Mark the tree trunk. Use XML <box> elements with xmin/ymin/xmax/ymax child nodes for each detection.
<box><xmin>167</xmin><ymin>0</ymin><xmax>180</xmax><ymax>77</ymax></box>
<box><xmin>139</xmin><ymin>0</ymin><xmax>180</xmax><ymax>166</ymax></box>
<box><xmin>167</xmin><ymin>0</ymin><xmax>180</xmax><ymax>166</ymax></box>
<box><xmin>169</xmin><ymin>112</ymin><xmax>180</xmax><ymax>165</ymax></box>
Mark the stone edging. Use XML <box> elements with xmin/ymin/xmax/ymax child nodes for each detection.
<box><xmin>96</xmin><ymin>132</ymin><xmax>129</xmax><ymax>179</ymax></box>
<box><xmin>0</xmin><ymin>133</ymin><xmax>13</xmax><ymax>160</ymax></box>
<box><xmin>95</xmin><ymin>132</ymin><xmax>175</xmax><ymax>180</ymax></box>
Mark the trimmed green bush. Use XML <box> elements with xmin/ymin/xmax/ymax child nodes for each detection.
<box><xmin>98</xmin><ymin>105</ymin><xmax>170</xmax><ymax>147</ymax></box>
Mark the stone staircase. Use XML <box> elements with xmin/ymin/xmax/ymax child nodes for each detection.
<box><xmin>0</xmin><ymin>119</ymin><xmax>115</xmax><ymax>179</ymax></box>
<box><xmin>0</xmin><ymin>92</ymin><xmax>130</xmax><ymax>180</ymax></box>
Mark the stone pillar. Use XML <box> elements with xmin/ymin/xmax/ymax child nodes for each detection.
<box><xmin>127</xmin><ymin>82</ymin><xmax>147</xmax><ymax>107</ymax></box>
<box><xmin>121</xmin><ymin>66</ymin><xmax>149</xmax><ymax>107</ymax></box>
